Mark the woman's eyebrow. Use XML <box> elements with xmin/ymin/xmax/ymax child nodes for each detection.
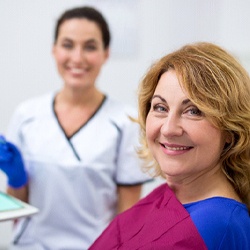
<box><xmin>182</xmin><ymin>99</ymin><xmax>191</xmax><ymax>105</ymax></box>
<box><xmin>85</xmin><ymin>38</ymin><xmax>98</xmax><ymax>44</ymax></box>
<box><xmin>151</xmin><ymin>95</ymin><xmax>166</xmax><ymax>102</ymax></box>
<box><xmin>60</xmin><ymin>37</ymin><xmax>98</xmax><ymax>44</ymax></box>
<box><xmin>151</xmin><ymin>96</ymin><xmax>191</xmax><ymax>106</ymax></box>
<box><xmin>61</xmin><ymin>38</ymin><xmax>72</xmax><ymax>42</ymax></box>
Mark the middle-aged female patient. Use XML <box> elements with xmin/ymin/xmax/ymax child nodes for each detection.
<box><xmin>90</xmin><ymin>42</ymin><xmax>250</xmax><ymax>249</ymax></box>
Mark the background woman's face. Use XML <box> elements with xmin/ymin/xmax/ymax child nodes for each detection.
<box><xmin>146</xmin><ymin>70</ymin><xmax>227</xmax><ymax>183</ymax></box>
<box><xmin>52</xmin><ymin>18</ymin><xmax>109</xmax><ymax>90</ymax></box>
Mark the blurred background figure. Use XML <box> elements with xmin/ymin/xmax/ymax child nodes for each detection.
<box><xmin>0</xmin><ymin>6</ymin><xmax>150</xmax><ymax>250</ymax></box>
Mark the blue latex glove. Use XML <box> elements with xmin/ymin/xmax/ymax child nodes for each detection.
<box><xmin>0</xmin><ymin>135</ymin><xmax>28</xmax><ymax>188</ymax></box>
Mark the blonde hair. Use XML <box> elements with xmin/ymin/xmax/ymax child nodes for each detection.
<box><xmin>138</xmin><ymin>42</ymin><xmax>250</xmax><ymax>209</ymax></box>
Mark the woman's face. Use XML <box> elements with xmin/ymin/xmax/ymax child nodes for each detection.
<box><xmin>146</xmin><ymin>70</ymin><xmax>228</xmax><ymax>183</ymax></box>
<box><xmin>52</xmin><ymin>18</ymin><xmax>109</xmax><ymax>90</ymax></box>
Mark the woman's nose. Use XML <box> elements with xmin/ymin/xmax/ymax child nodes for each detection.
<box><xmin>161</xmin><ymin>113</ymin><xmax>183</xmax><ymax>137</ymax></box>
<box><xmin>71</xmin><ymin>48</ymin><xmax>84</xmax><ymax>62</ymax></box>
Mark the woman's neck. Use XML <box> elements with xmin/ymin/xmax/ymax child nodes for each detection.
<box><xmin>56</xmin><ymin>86</ymin><xmax>104</xmax><ymax>107</ymax></box>
<box><xmin>166</xmin><ymin>167</ymin><xmax>241</xmax><ymax>204</ymax></box>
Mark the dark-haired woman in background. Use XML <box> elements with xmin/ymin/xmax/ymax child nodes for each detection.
<box><xmin>0</xmin><ymin>6</ymin><xmax>149</xmax><ymax>250</ymax></box>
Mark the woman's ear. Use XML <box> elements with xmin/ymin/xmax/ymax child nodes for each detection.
<box><xmin>52</xmin><ymin>45</ymin><xmax>56</xmax><ymax>57</ymax></box>
<box><xmin>225</xmin><ymin>132</ymin><xmax>232</xmax><ymax>144</ymax></box>
<box><xmin>104</xmin><ymin>47</ymin><xmax>110</xmax><ymax>61</ymax></box>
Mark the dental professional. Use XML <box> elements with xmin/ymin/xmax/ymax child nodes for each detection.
<box><xmin>0</xmin><ymin>6</ymin><xmax>150</xmax><ymax>250</ymax></box>
<box><xmin>89</xmin><ymin>42</ymin><xmax>250</xmax><ymax>249</ymax></box>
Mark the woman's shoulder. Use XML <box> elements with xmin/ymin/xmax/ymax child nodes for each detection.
<box><xmin>185</xmin><ymin>196</ymin><xmax>248</xmax><ymax>220</ymax></box>
<box><xmin>16</xmin><ymin>92</ymin><xmax>55</xmax><ymax>111</ymax></box>
<box><xmin>9</xmin><ymin>92</ymin><xmax>55</xmax><ymax>126</ymax></box>
<box><xmin>103</xmin><ymin>96</ymin><xmax>137</xmax><ymax>117</ymax></box>
<box><xmin>184</xmin><ymin>197</ymin><xmax>250</xmax><ymax>249</ymax></box>
<box><xmin>101</xmin><ymin>96</ymin><xmax>138</xmax><ymax>129</ymax></box>
<box><xmin>7</xmin><ymin>92</ymin><xmax>56</xmax><ymax>141</ymax></box>
<box><xmin>13</xmin><ymin>92</ymin><xmax>54</xmax><ymax>117</ymax></box>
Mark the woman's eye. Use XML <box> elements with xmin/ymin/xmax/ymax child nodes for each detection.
<box><xmin>85</xmin><ymin>45</ymin><xmax>97</xmax><ymax>51</ymax></box>
<box><xmin>152</xmin><ymin>104</ymin><xmax>167</xmax><ymax>112</ymax></box>
<box><xmin>187</xmin><ymin>107</ymin><xmax>203</xmax><ymax>116</ymax></box>
<box><xmin>62</xmin><ymin>43</ymin><xmax>73</xmax><ymax>49</ymax></box>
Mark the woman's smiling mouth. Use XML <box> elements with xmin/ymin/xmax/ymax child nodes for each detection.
<box><xmin>160</xmin><ymin>143</ymin><xmax>193</xmax><ymax>151</ymax></box>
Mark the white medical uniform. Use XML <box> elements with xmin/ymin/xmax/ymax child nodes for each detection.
<box><xmin>7</xmin><ymin>92</ymin><xmax>150</xmax><ymax>250</ymax></box>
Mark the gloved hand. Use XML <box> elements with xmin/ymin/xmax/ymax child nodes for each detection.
<box><xmin>0</xmin><ymin>135</ymin><xmax>28</xmax><ymax>188</ymax></box>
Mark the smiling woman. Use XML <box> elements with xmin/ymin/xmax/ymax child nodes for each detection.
<box><xmin>52</xmin><ymin>17</ymin><xmax>110</xmax><ymax>136</ymax></box>
<box><xmin>89</xmin><ymin>42</ymin><xmax>250</xmax><ymax>249</ymax></box>
<box><xmin>52</xmin><ymin>18</ymin><xmax>109</xmax><ymax>97</ymax></box>
<box><xmin>146</xmin><ymin>70</ymin><xmax>228</xmax><ymax>188</ymax></box>
<box><xmin>0</xmin><ymin>6</ymin><xmax>150</xmax><ymax>250</ymax></box>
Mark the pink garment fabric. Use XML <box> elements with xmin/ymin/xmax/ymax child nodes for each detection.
<box><xmin>89</xmin><ymin>183</ymin><xmax>207</xmax><ymax>249</ymax></box>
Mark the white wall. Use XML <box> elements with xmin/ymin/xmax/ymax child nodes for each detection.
<box><xmin>1</xmin><ymin>0</ymin><xmax>250</xmax><ymax>248</ymax></box>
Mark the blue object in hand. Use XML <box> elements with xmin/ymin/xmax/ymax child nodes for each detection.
<box><xmin>0</xmin><ymin>136</ymin><xmax>28</xmax><ymax>188</ymax></box>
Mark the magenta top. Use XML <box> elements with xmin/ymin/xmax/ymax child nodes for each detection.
<box><xmin>89</xmin><ymin>183</ymin><xmax>207</xmax><ymax>249</ymax></box>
